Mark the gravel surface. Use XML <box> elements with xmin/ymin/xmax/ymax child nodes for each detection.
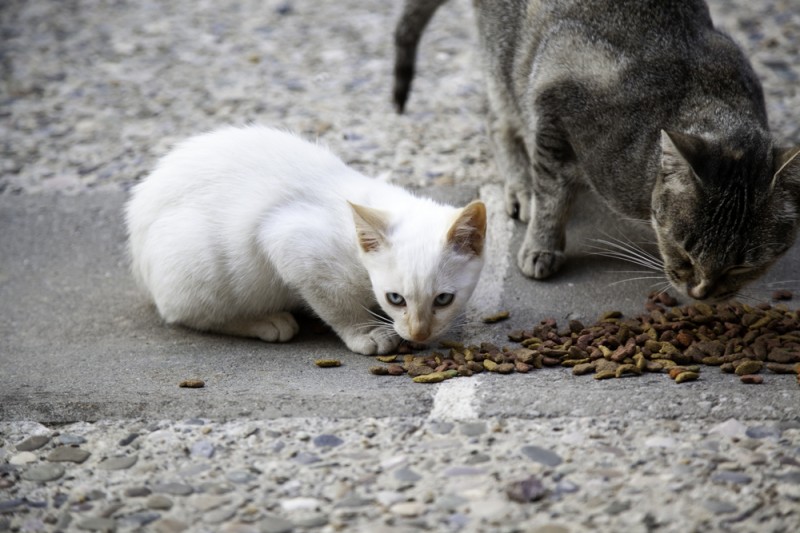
<box><xmin>2</xmin><ymin>0</ymin><xmax>800</xmax><ymax>531</ymax></box>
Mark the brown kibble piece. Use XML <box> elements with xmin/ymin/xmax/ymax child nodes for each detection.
<box><xmin>369</xmin><ymin>366</ymin><xmax>389</xmax><ymax>375</ymax></box>
<box><xmin>771</xmin><ymin>289</ymin><xmax>793</xmax><ymax>301</ymax></box>
<box><xmin>674</xmin><ymin>371</ymin><xmax>699</xmax><ymax>384</ymax></box>
<box><xmin>482</xmin><ymin>311</ymin><xmax>510</xmax><ymax>324</ymax></box>
<box><xmin>314</xmin><ymin>359</ymin><xmax>341</xmax><ymax>368</ymax></box>
<box><xmin>179</xmin><ymin>379</ymin><xmax>205</xmax><ymax>388</ymax></box>
<box><xmin>740</xmin><ymin>374</ymin><xmax>764</xmax><ymax>384</ymax></box>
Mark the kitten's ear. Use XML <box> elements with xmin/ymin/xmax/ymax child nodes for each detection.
<box><xmin>660</xmin><ymin>130</ymin><xmax>709</xmax><ymax>184</ymax></box>
<box><xmin>447</xmin><ymin>200</ymin><xmax>487</xmax><ymax>256</ymax></box>
<box><xmin>349</xmin><ymin>202</ymin><xmax>390</xmax><ymax>253</ymax></box>
<box><xmin>772</xmin><ymin>145</ymin><xmax>800</xmax><ymax>190</ymax></box>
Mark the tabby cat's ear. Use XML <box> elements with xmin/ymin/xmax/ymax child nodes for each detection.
<box><xmin>660</xmin><ymin>130</ymin><xmax>709</xmax><ymax>185</ymax></box>
<box><xmin>349</xmin><ymin>202</ymin><xmax>390</xmax><ymax>253</ymax></box>
<box><xmin>772</xmin><ymin>145</ymin><xmax>800</xmax><ymax>190</ymax></box>
<box><xmin>447</xmin><ymin>200</ymin><xmax>487</xmax><ymax>256</ymax></box>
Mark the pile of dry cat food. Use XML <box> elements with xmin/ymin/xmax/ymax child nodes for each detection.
<box><xmin>368</xmin><ymin>292</ymin><xmax>800</xmax><ymax>385</ymax></box>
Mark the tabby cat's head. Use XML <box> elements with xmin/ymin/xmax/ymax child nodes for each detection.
<box><xmin>652</xmin><ymin>130</ymin><xmax>800</xmax><ymax>301</ymax></box>
<box><xmin>351</xmin><ymin>200</ymin><xmax>486</xmax><ymax>344</ymax></box>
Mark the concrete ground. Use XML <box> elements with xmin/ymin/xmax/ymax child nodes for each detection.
<box><xmin>1</xmin><ymin>0</ymin><xmax>799</xmax><ymax>531</ymax></box>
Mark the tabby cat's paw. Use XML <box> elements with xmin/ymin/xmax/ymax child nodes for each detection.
<box><xmin>254</xmin><ymin>312</ymin><xmax>299</xmax><ymax>342</ymax></box>
<box><xmin>342</xmin><ymin>329</ymin><xmax>401</xmax><ymax>355</ymax></box>
<box><xmin>505</xmin><ymin>183</ymin><xmax>531</xmax><ymax>222</ymax></box>
<box><xmin>517</xmin><ymin>247</ymin><xmax>565</xmax><ymax>279</ymax></box>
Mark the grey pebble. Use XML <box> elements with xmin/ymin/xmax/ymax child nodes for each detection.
<box><xmin>312</xmin><ymin>434</ymin><xmax>343</xmax><ymax>447</ymax></box>
<box><xmin>704</xmin><ymin>499</ymin><xmax>739</xmax><ymax>515</ymax></box>
<box><xmin>57</xmin><ymin>434</ymin><xmax>86</xmax><ymax>445</ymax></box>
<box><xmin>20</xmin><ymin>463</ymin><xmax>65</xmax><ymax>482</ymax></box>
<box><xmin>435</xmin><ymin>494</ymin><xmax>468</xmax><ymax>511</ymax></box>
<box><xmin>118</xmin><ymin>511</ymin><xmax>161</xmax><ymax>528</ymax></box>
<box><xmin>555</xmin><ymin>479</ymin><xmax>580</xmax><ymax>495</ymax></box>
<box><xmin>775</xmin><ymin>471</ymin><xmax>800</xmax><ymax>484</ymax></box>
<box><xmin>429</xmin><ymin>421</ymin><xmax>454</xmax><ymax>435</ymax></box>
<box><xmin>0</xmin><ymin>499</ymin><xmax>25</xmax><ymax>512</ymax></box>
<box><xmin>443</xmin><ymin>466</ymin><xmax>485</xmax><ymax>476</ymax></box>
<box><xmin>746</xmin><ymin>425</ymin><xmax>781</xmax><ymax>439</ymax></box>
<box><xmin>179</xmin><ymin>463</ymin><xmax>211</xmax><ymax>477</ymax></box>
<box><xmin>153</xmin><ymin>482</ymin><xmax>194</xmax><ymax>496</ymax></box>
<box><xmin>98</xmin><ymin>455</ymin><xmax>138</xmax><ymax>471</ymax></box>
<box><xmin>259</xmin><ymin>514</ymin><xmax>294</xmax><ymax>533</ymax></box>
<box><xmin>393</xmin><ymin>466</ymin><xmax>422</xmax><ymax>483</ymax></box>
<box><xmin>506</xmin><ymin>475</ymin><xmax>546</xmax><ymax>503</ymax></box>
<box><xmin>204</xmin><ymin>505</ymin><xmax>237</xmax><ymax>524</ymax></box>
<box><xmin>292</xmin><ymin>512</ymin><xmax>328</xmax><ymax>528</ymax></box>
<box><xmin>124</xmin><ymin>487</ymin><xmax>151</xmax><ymax>498</ymax></box>
<box><xmin>334</xmin><ymin>496</ymin><xmax>374</xmax><ymax>508</ymax></box>
<box><xmin>76</xmin><ymin>517</ymin><xmax>116</xmax><ymax>532</ymax></box>
<box><xmin>464</xmin><ymin>452</ymin><xmax>491</xmax><ymax>465</ymax></box>
<box><xmin>15</xmin><ymin>435</ymin><xmax>50</xmax><ymax>452</ymax></box>
<box><xmin>292</xmin><ymin>452</ymin><xmax>320</xmax><ymax>465</ymax></box>
<box><xmin>605</xmin><ymin>500</ymin><xmax>632</xmax><ymax>515</ymax></box>
<box><xmin>191</xmin><ymin>440</ymin><xmax>215</xmax><ymax>458</ymax></box>
<box><xmin>711</xmin><ymin>471</ymin><xmax>753</xmax><ymax>485</ymax></box>
<box><xmin>118</xmin><ymin>433</ymin><xmax>139</xmax><ymax>447</ymax></box>
<box><xmin>520</xmin><ymin>445</ymin><xmax>563</xmax><ymax>467</ymax></box>
<box><xmin>146</xmin><ymin>494</ymin><xmax>174</xmax><ymax>510</ymax></box>
<box><xmin>47</xmin><ymin>446</ymin><xmax>91</xmax><ymax>463</ymax></box>
<box><xmin>226</xmin><ymin>470</ymin><xmax>256</xmax><ymax>484</ymax></box>
<box><xmin>460</xmin><ymin>422</ymin><xmax>486</xmax><ymax>437</ymax></box>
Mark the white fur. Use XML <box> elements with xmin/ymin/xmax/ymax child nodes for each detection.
<box><xmin>126</xmin><ymin>125</ymin><xmax>485</xmax><ymax>354</ymax></box>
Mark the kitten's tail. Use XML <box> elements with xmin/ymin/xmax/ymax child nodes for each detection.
<box><xmin>393</xmin><ymin>0</ymin><xmax>450</xmax><ymax>114</ymax></box>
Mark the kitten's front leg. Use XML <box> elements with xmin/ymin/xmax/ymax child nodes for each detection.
<box><xmin>301</xmin><ymin>289</ymin><xmax>401</xmax><ymax>355</ymax></box>
<box><xmin>213</xmin><ymin>312</ymin><xmax>300</xmax><ymax>342</ymax></box>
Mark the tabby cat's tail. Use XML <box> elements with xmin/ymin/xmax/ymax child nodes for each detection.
<box><xmin>393</xmin><ymin>0</ymin><xmax>450</xmax><ymax>114</ymax></box>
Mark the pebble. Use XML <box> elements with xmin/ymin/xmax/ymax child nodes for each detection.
<box><xmin>292</xmin><ymin>452</ymin><xmax>320</xmax><ymax>465</ymax></box>
<box><xmin>190</xmin><ymin>440</ymin><xmax>215</xmax><ymax>459</ymax></box>
<box><xmin>46</xmin><ymin>446</ymin><xmax>91</xmax><ymax>463</ymax></box>
<box><xmin>20</xmin><ymin>464</ymin><xmax>65</xmax><ymax>482</ymax></box>
<box><xmin>119</xmin><ymin>512</ymin><xmax>161</xmax><ymax>528</ymax></box>
<box><xmin>153</xmin><ymin>482</ymin><xmax>194</xmax><ymax>496</ymax></box>
<box><xmin>390</xmin><ymin>501</ymin><xmax>426</xmax><ymax>517</ymax></box>
<box><xmin>15</xmin><ymin>435</ymin><xmax>50</xmax><ymax>452</ymax></box>
<box><xmin>710</xmin><ymin>418</ymin><xmax>749</xmax><ymax>438</ymax></box>
<box><xmin>147</xmin><ymin>495</ymin><xmax>174</xmax><ymax>510</ymax></box>
<box><xmin>712</xmin><ymin>471</ymin><xmax>753</xmax><ymax>485</ymax></box>
<box><xmin>704</xmin><ymin>499</ymin><xmax>739</xmax><ymax>514</ymax></box>
<box><xmin>118</xmin><ymin>433</ymin><xmax>139</xmax><ymax>446</ymax></box>
<box><xmin>76</xmin><ymin>517</ymin><xmax>116</xmax><ymax>531</ymax></box>
<box><xmin>393</xmin><ymin>466</ymin><xmax>422</xmax><ymax>483</ymax></box>
<box><xmin>281</xmin><ymin>497</ymin><xmax>321</xmax><ymax>512</ymax></box>
<box><xmin>520</xmin><ymin>445</ymin><xmax>563</xmax><ymax>467</ymax></box>
<box><xmin>459</xmin><ymin>422</ymin><xmax>486</xmax><ymax>437</ymax></box>
<box><xmin>9</xmin><ymin>452</ymin><xmax>38</xmax><ymax>465</ymax></box>
<box><xmin>124</xmin><ymin>487</ymin><xmax>151</xmax><ymax>498</ymax></box>
<box><xmin>292</xmin><ymin>512</ymin><xmax>329</xmax><ymax>528</ymax></box>
<box><xmin>506</xmin><ymin>475</ymin><xmax>546</xmax><ymax>503</ymax></box>
<box><xmin>312</xmin><ymin>434</ymin><xmax>343</xmax><ymax>447</ymax></box>
<box><xmin>57</xmin><ymin>434</ymin><xmax>86</xmax><ymax>446</ymax></box>
<box><xmin>745</xmin><ymin>425</ymin><xmax>781</xmax><ymax>439</ymax></box>
<box><xmin>98</xmin><ymin>455</ymin><xmax>138</xmax><ymax>471</ymax></box>
<box><xmin>258</xmin><ymin>515</ymin><xmax>294</xmax><ymax>533</ymax></box>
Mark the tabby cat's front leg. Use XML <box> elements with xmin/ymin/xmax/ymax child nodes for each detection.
<box><xmin>517</xmin><ymin>127</ymin><xmax>579</xmax><ymax>279</ymax></box>
<box><xmin>487</xmin><ymin>107</ymin><xmax>533</xmax><ymax>222</ymax></box>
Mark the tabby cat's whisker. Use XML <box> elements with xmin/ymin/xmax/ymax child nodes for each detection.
<box><xmin>607</xmin><ymin>275</ymin><xmax>666</xmax><ymax>287</ymax></box>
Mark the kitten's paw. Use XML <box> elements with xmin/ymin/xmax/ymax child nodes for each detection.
<box><xmin>341</xmin><ymin>329</ymin><xmax>401</xmax><ymax>355</ymax></box>
<box><xmin>517</xmin><ymin>247</ymin><xmax>565</xmax><ymax>279</ymax></box>
<box><xmin>254</xmin><ymin>312</ymin><xmax>300</xmax><ymax>342</ymax></box>
<box><xmin>505</xmin><ymin>183</ymin><xmax>531</xmax><ymax>222</ymax></box>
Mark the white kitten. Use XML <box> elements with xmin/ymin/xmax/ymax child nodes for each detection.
<box><xmin>126</xmin><ymin>125</ymin><xmax>486</xmax><ymax>355</ymax></box>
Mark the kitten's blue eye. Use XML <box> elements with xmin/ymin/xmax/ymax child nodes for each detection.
<box><xmin>386</xmin><ymin>292</ymin><xmax>406</xmax><ymax>306</ymax></box>
<box><xmin>434</xmin><ymin>293</ymin><xmax>455</xmax><ymax>307</ymax></box>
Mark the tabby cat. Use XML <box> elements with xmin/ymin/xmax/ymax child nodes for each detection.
<box><xmin>394</xmin><ymin>0</ymin><xmax>800</xmax><ymax>301</ymax></box>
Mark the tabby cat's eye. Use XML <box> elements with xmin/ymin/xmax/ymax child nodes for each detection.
<box><xmin>434</xmin><ymin>293</ymin><xmax>455</xmax><ymax>307</ymax></box>
<box><xmin>386</xmin><ymin>292</ymin><xmax>406</xmax><ymax>306</ymax></box>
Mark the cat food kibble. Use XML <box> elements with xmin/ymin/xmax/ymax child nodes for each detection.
<box><xmin>370</xmin><ymin>293</ymin><xmax>800</xmax><ymax>386</ymax></box>
<box><xmin>315</xmin><ymin>359</ymin><xmax>342</xmax><ymax>368</ymax></box>
<box><xmin>179</xmin><ymin>379</ymin><xmax>205</xmax><ymax>388</ymax></box>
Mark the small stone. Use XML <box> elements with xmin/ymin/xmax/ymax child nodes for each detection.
<box><xmin>15</xmin><ymin>435</ymin><xmax>50</xmax><ymax>452</ymax></box>
<box><xmin>393</xmin><ymin>466</ymin><xmax>422</xmax><ymax>483</ymax></box>
<box><xmin>281</xmin><ymin>497</ymin><xmax>321</xmax><ymax>512</ymax></box>
<box><xmin>154</xmin><ymin>518</ymin><xmax>187</xmax><ymax>533</ymax></box>
<box><xmin>119</xmin><ymin>512</ymin><xmax>160</xmax><ymax>528</ymax></box>
<box><xmin>444</xmin><ymin>466</ymin><xmax>485</xmax><ymax>476</ymax></box>
<box><xmin>292</xmin><ymin>512</ymin><xmax>328</xmax><ymax>528</ymax></box>
<box><xmin>312</xmin><ymin>434</ymin><xmax>343</xmax><ymax>448</ymax></box>
<box><xmin>745</xmin><ymin>425</ymin><xmax>781</xmax><ymax>439</ymax></box>
<box><xmin>429</xmin><ymin>421</ymin><xmax>454</xmax><ymax>435</ymax></box>
<box><xmin>464</xmin><ymin>452</ymin><xmax>491</xmax><ymax>465</ymax></box>
<box><xmin>644</xmin><ymin>436</ymin><xmax>676</xmax><ymax>448</ymax></box>
<box><xmin>257</xmin><ymin>515</ymin><xmax>294</xmax><ymax>533</ymax></box>
<box><xmin>520</xmin><ymin>445</ymin><xmax>563</xmax><ymax>467</ymax></box>
<box><xmin>57</xmin><ymin>434</ymin><xmax>86</xmax><ymax>446</ymax></box>
<box><xmin>98</xmin><ymin>455</ymin><xmax>138</xmax><ymax>471</ymax></box>
<box><xmin>390</xmin><ymin>501</ymin><xmax>425</xmax><ymax>517</ymax></box>
<box><xmin>605</xmin><ymin>500</ymin><xmax>631</xmax><ymax>515</ymax></box>
<box><xmin>226</xmin><ymin>470</ymin><xmax>256</xmax><ymax>484</ymax></box>
<box><xmin>711</xmin><ymin>471</ymin><xmax>752</xmax><ymax>485</ymax></box>
<box><xmin>190</xmin><ymin>440</ymin><xmax>215</xmax><ymax>458</ymax></box>
<box><xmin>125</xmin><ymin>487</ymin><xmax>151</xmax><ymax>498</ymax></box>
<box><xmin>0</xmin><ymin>499</ymin><xmax>25</xmax><ymax>512</ymax></box>
<box><xmin>76</xmin><ymin>517</ymin><xmax>116</xmax><ymax>531</ymax></box>
<box><xmin>9</xmin><ymin>452</ymin><xmax>37</xmax><ymax>465</ymax></box>
<box><xmin>20</xmin><ymin>463</ymin><xmax>65</xmax><ymax>482</ymax></box>
<box><xmin>703</xmin><ymin>499</ymin><xmax>738</xmax><ymax>515</ymax></box>
<box><xmin>506</xmin><ymin>475</ymin><xmax>546</xmax><ymax>503</ymax></box>
<box><xmin>459</xmin><ymin>422</ymin><xmax>486</xmax><ymax>437</ymax></box>
<box><xmin>47</xmin><ymin>446</ymin><xmax>91</xmax><ymax>463</ymax></box>
<box><xmin>118</xmin><ymin>433</ymin><xmax>139</xmax><ymax>446</ymax></box>
<box><xmin>710</xmin><ymin>418</ymin><xmax>748</xmax><ymax>439</ymax></box>
<box><xmin>292</xmin><ymin>452</ymin><xmax>320</xmax><ymax>465</ymax></box>
<box><xmin>147</xmin><ymin>495</ymin><xmax>174</xmax><ymax>510</ymax></box>
<box><xmin>153</xmin><ymin>482</ymin><xmax>194</xmax><ymax>496</ymax></box>
<box><xmin>205</xmin><ymin>506</ymin><xmax>237</xmax><ymax>524</ymax></box>
<box><xmin>532</xmin><ymin>525</ymin><xmax>570</xmax><ymax>533</ymax></box>
<box><xmin>333</xmin><ymin>496</ymin><xmax>374</xmax><ymax>509</ymax></box>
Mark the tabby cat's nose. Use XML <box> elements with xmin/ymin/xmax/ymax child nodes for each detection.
<box><xmin>688</xmin><ymin>282</ymin><xmax>710</xmax><ymax>300</ymax></box>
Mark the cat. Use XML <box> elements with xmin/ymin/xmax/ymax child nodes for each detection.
<box><xmin>393</xmin><ymin>0</ymin><xmax>800</xmax><ymax>301</ymax></box>
<box><xmin>125</xmin><ymin>125</ymin><xmax>486</xmax><ymax>355</ymax></box>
